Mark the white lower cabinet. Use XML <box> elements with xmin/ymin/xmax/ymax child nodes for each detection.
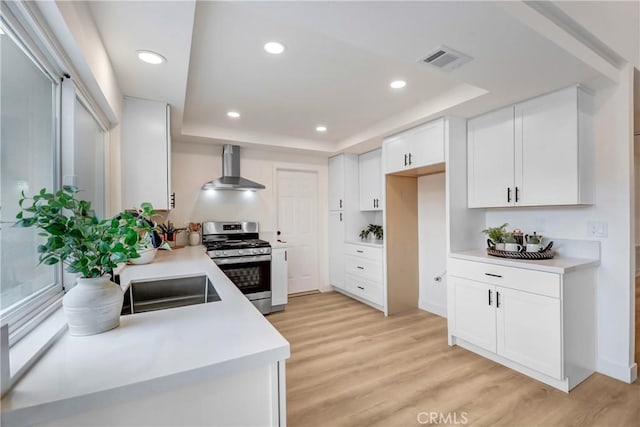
<box><xmin>338</xmin><ymin>243</ymin><xmax>383</xmax><ymax>307</ymax></box>
<box><xmin>496</xmin><ymin>287</ymin><xmax>561</xmax><ymax>379</ymax></box>
<box><xmin>447</xmin><ymin>257</ymin><xmax>595</xmax><ymax>392</ymax></box>
<box><xmin>449</xmin><ymin>277</ymin><xmax>496</xmax><ymax>353</ymax></box>
<box><xmin>329</xmin><ymin>211</ymin><xmax>346</xmax><ymax>290</ymax></box>
<box><xmin>271</xmin><ymin>247</ymin><xmax>288</xmax><ymax>309</ymax></box>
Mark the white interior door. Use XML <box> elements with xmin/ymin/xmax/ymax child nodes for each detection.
<box><xmin>277</xmin><ymin>170</ymin><xmax>319</xmax><ymax>294</ymax></box>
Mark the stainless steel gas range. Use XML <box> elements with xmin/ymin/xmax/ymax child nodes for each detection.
<box><xmin>203</xmin><ymin>221</ymin><xmax>273</xmax><ymax>314</ymax></box>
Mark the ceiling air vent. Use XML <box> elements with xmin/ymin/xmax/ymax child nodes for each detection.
<box><xmin>420</xmin><ymin>45</ymin><xmax>472</xmax><ymax>71</ymax></box>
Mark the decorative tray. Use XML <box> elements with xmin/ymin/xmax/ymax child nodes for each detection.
<box><xmin>486</xmin><ymin>248</ymin><xmax>555</xmax><ymax>260</ymax></box>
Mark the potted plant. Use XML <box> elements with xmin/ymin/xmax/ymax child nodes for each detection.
<box><xmin>158</xmin><ymin>221</ymin><xmax>187</xmax><ymax>247</ymax></box>
<box><xmin>482</xmin><ymin>223</ymin><xmax>508</xmax><ymax>250</ymax></box>
<box><xmin>15</xmin><ymin>186</ymin><xmax>165</xmax><ymax>336</ymax></box>
<box><xmin>359</xmin><ymin>224</ymin><xmax>384</xmax><ymax>242</ymax></box>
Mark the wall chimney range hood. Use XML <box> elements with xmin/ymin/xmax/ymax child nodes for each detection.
<box><xmin>201</xmin><ymin>145</ymin><xmax>265</xmax><ymax>191</ymax></box>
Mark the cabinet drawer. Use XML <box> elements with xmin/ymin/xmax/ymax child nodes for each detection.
<box><xmin>345</xmin><ymin>274</ymin><xmax>383</xmax><ymax>305</ymax></box>
<box><xmin>345</xmin><ymin>243</ymin><xmax>383</xmax><ymax>262</ymax></box>
<box><xmin>448</xmin><ymin>258</ymin><xmax>560</xmax><ymax>298</ymax></box>
<box><xmin>345</xmin><ymin>256</ymin><xmax>383</xmax><ymax>282</ymax></box>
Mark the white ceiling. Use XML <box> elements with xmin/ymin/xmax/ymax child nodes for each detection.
<box><xmin>87</xmin><ymin>1</ymin><xmax>610</xmax><ymax>154</ymax></box>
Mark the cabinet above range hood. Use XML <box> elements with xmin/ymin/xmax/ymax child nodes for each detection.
<box><xmin>201</xmin><ymin>145</ymin><xmax>265</xmax><ymax>191</ymax></box>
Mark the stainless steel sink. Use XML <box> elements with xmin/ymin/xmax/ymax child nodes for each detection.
<box><xmin>121</xmin><ymin>275</ymin><xmax>221</xmax><ymax>315</ymax></box>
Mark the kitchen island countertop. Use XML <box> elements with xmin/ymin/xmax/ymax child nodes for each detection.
<box><xmin>1</xmin><ymin>246</ymin><xmax>290</xmax><ymax>427</ymax></box>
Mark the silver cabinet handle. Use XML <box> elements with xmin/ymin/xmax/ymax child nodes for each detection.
<box><xmin>496</xmin><ymin>291</ymin><xmax>501</xmax><ymax>308</ymax></box>
<box><xmin>357</xmin><ymin>286</ymin><xmax>364</xmax><ymax>290</ymax></box>
<box><xmin>356</xmin><ymin>250</ymin><xmax>364</xmax><ymax>253</ymax></box>
<box><xmin>484</xmin><ymin>273</ymin><xmax>502</xmax><ymax>278</ymax></box>
<box><xmin>357</xmin><ymin>266</ymin><xmax>364</xmax><ymax>270</ymax></box>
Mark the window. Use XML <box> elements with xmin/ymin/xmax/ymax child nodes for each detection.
<box><xmin>72</xmin><ymin>95</ymin><xmax>107</xmax><ymax>219</ymax></box>
<box><xmin>0</xmin><ymin>18</ymin><xmax>63</xmax><ymax>343</ymax></box>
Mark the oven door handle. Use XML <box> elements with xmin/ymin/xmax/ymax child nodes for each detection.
<box><xmin>212</xmin><ymin>255</ymin><xmax>272</xmax><ymax>265</ymax></box>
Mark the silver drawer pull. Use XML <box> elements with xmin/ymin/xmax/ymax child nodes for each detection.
<box><xmin>357</xmin><ymin>266</ymin><xmax>364</xmax><ymax>270</ymax></box>
<box><xmin>485</xmin><ymin>273</ymin><xmax>502</xmax><ymax>278</ymax></box>
<box><xmin>356</xmin><ymin>250</ymin><xmax>364</xmax><ymax>253</ymax></box>
<box><xmin>357</xmin><ymin>286</ymin><xmax>364</xmax><ymax>290</ymax></box>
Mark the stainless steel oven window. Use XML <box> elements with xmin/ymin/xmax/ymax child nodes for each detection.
<box><xmin>219</xmin><ymin>261</ymin><xmax>271</xmax><ymax>294</ymax></box>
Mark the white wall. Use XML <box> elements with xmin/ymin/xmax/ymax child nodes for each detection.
<box><xmin>169</xmin><ymin>141</ymin><xmax>331</xmax><ymax>290</ymax></box>
<box><xmin>417</xmin><ymin>173</ymin><xmax>447</xmax><ymax>317</ymax></box>
<box><xmin>485</xmin><ymin>66</ymin><xmax>637</xmax><ymax>382</ymax></box>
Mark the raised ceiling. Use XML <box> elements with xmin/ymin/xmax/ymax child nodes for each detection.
<box><xmin>87</xmin><ymin>1</ymin><xmax>609</xmax><ymax>154</ymax></box>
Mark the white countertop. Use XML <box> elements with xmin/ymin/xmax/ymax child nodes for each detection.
<box><xmin>1</xmin><ymin>246</ymin><xmax>290</xmax><ymax>426</ymax></box>
<box><xmin>270</xmin><ymin>241</ymin><xmax>289</xmax><ymax>249</ymax></box>
<box><xmin>346</xmin><ymin>240</ymin><xmax>384</xmax><ymax>248</ymax></box>
<box><xmin>449</xmin><ymin>249</ymin><xmax>599</xmax><ymax>274</ymax></box>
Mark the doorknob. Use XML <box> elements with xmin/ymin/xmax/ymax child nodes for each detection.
<box><xmin>276</xmin><ymin>230</ymin><xmax>287</xmax><ymax>243</ymax></box>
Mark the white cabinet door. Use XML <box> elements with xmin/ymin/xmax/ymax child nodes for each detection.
<box><xmin>359</xmin><ymin>149</ymin><xmax>382</xmax><ymax>211</ymax></box>
<box><xmin>328</xmin><ymin>155</ymin><xmax>345</xmax><ymax>211</ymax></box>
<box><xmin>449</xmin><ymin>277</ymin><xmax>496</xmax><ymax>353</ymax></box>
<box><xmin>496</xmin><ymin>287</ymin><xmax>562</xmax><ymax>379</ymax></box>
<box><xmin>328</xmin><ymin>211</ymin><xmax>345</xmax><ymax>289</ymax></box>
<box><xmin>385</xmin><ymin>119</ymin><xmax>445</xmax><ymax>174</ymax></box>
<box><xmin>122</xmin><ymin>97</ymin><xmax>171</xmax><ymax>210</ymax></box>
<box><xmin>385</xmin><ymin>133</ymin><xmax>410</xmax><ymax>174</ymax></box>
<box><xmin>271</xmin><ymin>248</ymin><xmax>288</xmax><ymax>305</ymax></box>
<box><xmin>408</xmin><ymin>118</ymin><xmax>445</xmax><ymax>169</ymax></box>
<box><xmin>467</xmin><ymin>106</ymin><xmax>515</xmax><ymax>208</ymax></box>
<box><xmin>515</xmin><ymin>87</ymin><xmax>579</xmax><ymax>206</ymax></box>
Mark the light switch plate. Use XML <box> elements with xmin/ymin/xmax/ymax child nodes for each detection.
<box><xmin>587</xmin><ymin>221</ymin><xmax>608</xmax><ymax>238</ymax></box>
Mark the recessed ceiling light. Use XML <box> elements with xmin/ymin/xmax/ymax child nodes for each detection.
<box><xmin>227</xmin><ymin>111</ymin><xmax>241</xmax><ymax>119</ymax></box>
<box><xmin>264</xmin><ymin>41</ymin><xmax>285</xmax><ymax>55</ymax></box>
<box><xmin>390</xmin><ymin>80</ymin><xmax>407</xmax><ymax>89</ymax></box>
<box><xmin>316</xmin><ymin>125</ymin><xmax>327</xmax><ymax>132</ymax></box>
<box><xmin>137</xmin><ymin>50</ymin><xmax>166</xmax><ymax>65</ymax></box>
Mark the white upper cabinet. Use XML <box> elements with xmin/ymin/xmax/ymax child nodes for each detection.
<box><xmin>359</xmin><ymin>148</ymin><xmax>383</xmax><ymax>211</ymax></box>
<box><xmin>122</xmin><ymin>97</ymin><xmax>173</xmax><ymax>210</ymax></box>
<box><xmin>467</xmin><ymin>86</ymin><xmax>593</xmax><ymax>208</ymax></box>
<box><xmin>467</xmin><ymin>107</ymin><xmax>515</xmax><ymax>208</ymax></box>
<box><xmin>515</xmin><ymin>87</ymin><xmax>590</xmax><ymax>206</ymax></box>
<box><xmin>328</xmin><ymin>155</ymin><xmax>345</xmax><ymax>211</ymax></box>
<box><xmin>385</xmin><ymin>118</ymin><xmax>445</xmax><ymax>174</ymax></box>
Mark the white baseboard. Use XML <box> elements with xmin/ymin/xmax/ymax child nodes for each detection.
<box><xmin>596</xmin><ymin>358</ymin><xmax>638</xmax><ymax>383</ymax></box>
<box><xmin>418</xmin><ymin>300</ymin><xmax>447</xmax><ymax>318</ymax></box>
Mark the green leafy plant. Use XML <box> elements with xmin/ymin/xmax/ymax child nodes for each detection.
<box><xmin>503</xmin><ymin>232</ymin><xmax>517</xmax><ymax>244</ymax></box>
<box><xmin>15</xmin><ymin>186</ymin><xmax>166</xmax><ymax>278</ymax></box>
<box><xmin>359</xmin><ymin>224</ymin><xmax>384</xmax><ymax>240</ymax></box>
<box><xmin>482</xmin><ymin>223</ymin><xmax>509</xmax><ymax>244</ymax></box>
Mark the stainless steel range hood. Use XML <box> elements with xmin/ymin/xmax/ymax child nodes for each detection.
<box><xmin>201</xmin><ymin>145</ymin><xmax>265</xmax><ymax>191</ymax></box>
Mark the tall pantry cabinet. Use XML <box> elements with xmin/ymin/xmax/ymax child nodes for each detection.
<box><xmin>328</xmin><ymin>154</ymin><xmax>361</xmax><ymax>291</ymax></box>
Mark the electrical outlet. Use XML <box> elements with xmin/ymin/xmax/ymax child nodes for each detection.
<box><xmin>587</xmin><ymin>221</ymin><xmax>608</xmax><ymax>238</ymax></box>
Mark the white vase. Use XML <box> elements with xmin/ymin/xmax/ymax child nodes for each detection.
<box><xmin>189</xmin><ymin>231</ymin><xmax>201</xmax><ymax>246</ymax></box>
<box><xmin>63</xmin><ymin>275</ymin><xmax>124</xmax><ymax>336</ymax></box>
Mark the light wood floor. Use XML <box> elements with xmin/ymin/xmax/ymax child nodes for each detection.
<box><xmin>268</xmin><ymin>291</ymin><xmax>640</xmax><ymax>427</ymax></box>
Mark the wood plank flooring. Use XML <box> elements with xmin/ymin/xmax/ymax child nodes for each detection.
<box><xmin>268</xmin><ymin>291</ymin><xmax>640</xmax><ymax>427</ymax></box>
